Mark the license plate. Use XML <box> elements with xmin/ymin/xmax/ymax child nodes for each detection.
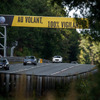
<box><xmin>55</xmin><ymin>59</ymin><xmax>59</xmax><ymax>61</ymax></box>
<box><xmin>0</xmin><ymin>66</ymin><xmax>2</xmax><ymax>68</ymax></box>
<box><xmin>27</xmin><ymin>61</ymin><xmax>31</xmax><ymax>64</ymax></box>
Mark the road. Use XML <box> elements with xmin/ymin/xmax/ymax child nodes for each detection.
<box><xmin>0</xmin><ymin>63</ymin><xmax>95</xmax><ymax>76</ymax></box>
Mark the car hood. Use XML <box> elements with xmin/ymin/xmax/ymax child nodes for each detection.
<box><xmin>0</xmin><ymin>62</ymin><xmax>6</xmax><ymax>65</ymax></box>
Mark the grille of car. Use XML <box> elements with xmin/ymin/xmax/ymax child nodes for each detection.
<box><xmin>55</xmin><ymin>59</ymin><xmax>59</xmax><ymax>61</ymax></box>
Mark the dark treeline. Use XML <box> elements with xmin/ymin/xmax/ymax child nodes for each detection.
<box><xmin>0</xmin><ymin>0</ymin><xmax>100</xmax><ymax>64</ymax></box>
<box><xmin>0</xmin><ymin>0</ymin><xmax>79</xmax><ymax>63</ymax></box>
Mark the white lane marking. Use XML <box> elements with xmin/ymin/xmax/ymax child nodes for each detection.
<box><xmin>51</xmin><ymin>64</ymin><xmax>81</xmax><ymax>75</ymax></box>
<box><xmin>9</xmin><ymin>63</ymin><xmax>51</xmax><ymax>73</ymax></box>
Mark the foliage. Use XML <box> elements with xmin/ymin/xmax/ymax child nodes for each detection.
<box><xmin>0</xmin><ymin>0</ymin><xmax>80</xmax><ymax>62</ymax></box>
<box><xmin>52</xmin><ymin>0</ymin><xmax>100</xmax><ymax>41</ymax></box>
<box><xmin>75</xmin><ymin>64</ymin><xmax>100</xmax><ymax>100</ymax></box>
<box><xmin>78</xmin><ymin>34</ymin><xmax>100</xmax><ymax>64</ymax></box>
<box><xmin>55</xmin><ymin>81</ymin><xmax>70</xmax><ymax>97</ymax></box>
<box><xmin>0</xmin><ymin>0</ymin><xmax>100</xmax><ymax>100</ymax></box>
<box><xmin>0</xmin><ymin>0</ymin><xmax>99</xmax><ymax>63</ymax></box>
<box><xmin>75</xmin><ymin>78</ymin><xmax>92</xmax><ymax>100</ymax></box>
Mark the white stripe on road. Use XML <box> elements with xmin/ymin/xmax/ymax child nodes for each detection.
<box><xmin>51</xmin><ymin>64</ymin><xmax>80</xmax><ymax>75</ymax></box>
<box><xmin>9</xmin><ymin>63</ymin><xmax>51</xmax><ymax>73</ymax></box>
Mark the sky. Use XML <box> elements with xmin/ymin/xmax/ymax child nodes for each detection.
<box><xmin>65</xmin><ymin>6</ymin><xmax>90</xmax><ymax>33</ymax></box>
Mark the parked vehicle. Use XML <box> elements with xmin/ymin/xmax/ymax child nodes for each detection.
<box><xmin>0</xmin><ymin>58</ymin><xmax>10</xmax><ymax>70</ymax></box>
<box><xmin>23</xmin><ymin>56</ymin><xmax>37</xmax><ymax>65</ymax></box>
<box><xmin>71</xmin><ymin>61</ymin><xmax>78</xmax><ymax>64</ymax></box>
<box><xmin>52</xmin><ymin>55</ymin><xmax>63</xmax><ymax>63</ymax></box>
<box><xmin>0</xmin><ymin>55</ymin><xmax>2</xmax><ymax>58</ymax></box>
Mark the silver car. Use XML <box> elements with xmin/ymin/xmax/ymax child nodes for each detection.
<box><xmin>23</xmin><ymin>56</ymin><xmax>37</xmax><ymax>65</ymax></box>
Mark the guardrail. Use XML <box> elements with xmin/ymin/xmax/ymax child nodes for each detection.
<box><xmin>6</xmin><ymin>57</ymin><xmax>51</xmax><ymax>63</ymax></box>
<box><xmin>6</xmin><ymin>57</ymin><xmax>24</xmax><ymax>62</ymax></box>
<box><xmin>0</xmin><ymin>68</ymin><xmax>98</xmax><ymax>96</ymax></box>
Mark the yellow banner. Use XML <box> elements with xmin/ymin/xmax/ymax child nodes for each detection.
<box><xmin>12</xmin><ymin>15</ymin><xmax>89</xmax><ymax>29</ymax></box>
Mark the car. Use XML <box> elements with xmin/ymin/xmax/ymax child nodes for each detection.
<box><xmin>0</xmin><ymin>58</ymin><xmax>10</xmax><ymax>70</ymax></box>
<box><xmin>71</xmin><ymin>61</ymin><xmax>78</xmax><ymax>64</ymax></box>
<box><xmin>52</xmin><ymin>55</ymin><xmax>63</xmax><ymax>63</ymax></box>
<box><xmin>23</xmin><ymin>56</ymin><xmax>37</xmax><ymax>65</ymax></box>
<box><xmin>0</xmin><ymin>55</ymin><xmax>2</xmax><ymax>58</ymax></box>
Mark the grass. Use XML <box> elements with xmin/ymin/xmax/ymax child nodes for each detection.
<box><xmin>66</xmin><ymin>81</ymin><xmax>78</xmax><ymax>100</ymax></box>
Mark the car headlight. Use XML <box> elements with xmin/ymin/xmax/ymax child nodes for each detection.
<box><xmin>52</xmin><ymin>58</ymin><xmax>55</xmax><ymax>61</ymax></box>
<box><xmin>2</xmin><ymin>64</ymin><xmax>6</xmax><ymax>67</ymax></box>
<box><xmin>34</xmin><ymin>59</ymin><xmax>37</xmax><ymax>61</ymax></box>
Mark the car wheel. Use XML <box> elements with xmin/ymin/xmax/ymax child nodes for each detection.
<box><xmin>34</xmin><ymin>63</ymin><xmax>37</xmax><ymax>65</ymax></box>
<box><xmin>23</xmin><ymin>63</ymin><xmax>26</xmax><ymax>65</ymax></box>
<box><xmin>5</xmin><ymin>67</ymin><xmax>9</xmax><ymax>70</ymax></box>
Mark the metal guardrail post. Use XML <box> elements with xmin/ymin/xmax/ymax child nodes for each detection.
<box><xmin>6</xmin><ymin>74</ymin><xmax>10</xmax><ymax>92</ymax></box>
<box><xmin>27</xmin><ymin>75</ymin><xmax>31</xmax><ymax>93</ymax></box>
<box><xmin>37</xmin><ymin>76</ymin><xmax>42</xmax><ymax>96</ymax></box>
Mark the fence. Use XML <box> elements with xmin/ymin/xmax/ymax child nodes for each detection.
<box><xmin>6</xmin><ymin>57</ymin><xmax>51</xmax><ymax>63</ymax></box>
<box><xmin>0</xmin><ymin>68</ymin><xmax>98</xmax><ymax>96</ymax></box>
<box><xmin>6</xmin><ymin>57</ymin><xmax>24</xmax><ymax>62</ymax></box>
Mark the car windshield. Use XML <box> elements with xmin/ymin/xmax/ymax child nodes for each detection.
<box><xmin>25</xmin><ymin>56</ymin><xmax>35</xmax><ymax>59</ymax></box>
<box><xmin>0</xmin><ymin>59</ymin><xmax>6</xmax><ymax>63</ymax></box>
<box><xmin>54</xmin><ymin>56</ymin><xmax>61</xmax><ymax>58</ymax></box>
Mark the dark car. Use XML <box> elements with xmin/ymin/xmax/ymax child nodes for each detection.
<box><xmin>0</xmin><ymin>58</ymin><xmax>10</xmax><ymax>70</ymax></box>
<box><xmin>71</xmin><ymin>61</ymin><xmax>78</xmax><ymax>64</ymax></box>
<box><xmin>23</xmin><ymin>56</ymin><xmax>37</xmax><ymax>65</ymax></box>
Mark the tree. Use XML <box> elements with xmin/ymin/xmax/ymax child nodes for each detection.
<box><xmin>51</xmin><ymin>0</ymin><xmax>100</xmax><ymax>41</ymax></box>
<box><xmin>78</xmin><ymin>34</ymin><xmax>100</xmax><ymax>64</ymax></box>
<box><xmin>0</xmin><ymin>0</ymin><xmax>70</xmax><ymax>59</ymax></box>
<box><xmin>0</xmin><ymin>0</ymin><xmax>81</xmax><ymax>62</ymax></box>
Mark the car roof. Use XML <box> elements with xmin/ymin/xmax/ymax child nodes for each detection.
<box><xmin>0</xmin><ymin>58</ymin><xmax>8</xmax><ymax>62</ymax></box>
<box><xmin>25</xmin><ymin>56</ymin><xmax>35</xmax><ymax>58</ymax></box>
<box><xmin>0</xmin><ymin>58</ymin><xmax>7</xmax><ymax>60</ymax></box>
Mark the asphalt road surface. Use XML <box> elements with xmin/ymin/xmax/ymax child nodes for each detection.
<box><xmin>0</xmin><ymin>63</ymin><xmax>95</xmax><ymax>76</ymax></box>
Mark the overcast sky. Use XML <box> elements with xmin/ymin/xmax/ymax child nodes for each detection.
<box><xmin>65</xmin><ymin>6</ymin><xmax>90</xmax><ymax>33</ymax></box>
